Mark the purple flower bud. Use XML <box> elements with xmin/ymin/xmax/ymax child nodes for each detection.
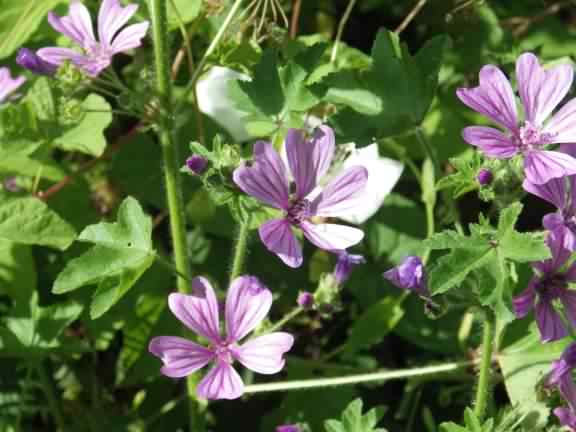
<box><xmin>276</xmin><ymin>426</ymin><xmax>300</xmax><ymax>432</ymax></box>
<box><xmin>16</xmin><ymin>48</ymin><xmax>57</xmax><ymax>76</ymax></box>
<box><xmin>186</xmin><ymin>155</ymin><xmax>208</xmax><ymax>175</ymax></box>
<box><xmin>297</xmin><ymin>291</ymin><xmax>314</xmax><ymax>310</ymax></box>
<box><xmin>476</xmin><ymin>168</ymin><xmax>493</xmax><ymax>186</ymax></box>
<box><xmin>383</xmin><ymin>256</ymin><xmax>429</xmax><ymax>297</ymax></box>
<box><xmin>3</xmin><ymin>177</ymin><xmax>20</xmax><ymax>193</ymax></box>
<box><xmin>334</xmin><ymin>251</ymin><xmax>365</xmax><ymax>285</ymax></box>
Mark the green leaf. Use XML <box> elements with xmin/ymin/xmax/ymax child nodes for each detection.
<box><xmin>344</xmin><ymin>296</ymin><xmax>404</xmax><ymax>354</ymax></box>
<box><xmin>0</xmin><ymin>293</ymin><xmax>83</xmax><ymax>358</ymax></box>
<box><xmin>55</xmin><ymin>95</ymin><xmax>112</xmax><ymax>157</ymax></box>
<box><xmin>473</xmin><ymin>252</ymin><xmax>515</xmax><ymax>323</ymax></box>
<box><xmin>167</xmin><ymin>0</ymin><xmax>202</xmax><ymax>29</ymax></box>
<box><xmin>0</xmin><ymin>196</ymin><xmax>76</xmax><ymax>250</ymax></box>
<box><xmin>428</xmin><ymin>247</ymin><xmax>494</xmax><ymax>295</ymax></box>
<box><xmin>324</xmin><ymin>399</ymin><xmax>387</xmax><ymax>432</ymax></box>
<box><xmin>499</xmin><ymin>330</ymin><xmax>569</xmax><ymax>430</ymax></box>
<box><xmin>0</xmin><ymin>0</ymin><xmax>66</xmax><ymax>59</ymax></box>
<box><xmin>423</xmin><ymin>230</ymin><xmax>487</xmax><ymax>251</ymax></box>
<box><xmin>0</xmin><ymin>239</ymin><xmax>36</xmax><ymax>304</ymax></box>
<box><xmin>53</xmin><ymin>197</ymin><xmax>155</xmax><ymax>319</ymax></box>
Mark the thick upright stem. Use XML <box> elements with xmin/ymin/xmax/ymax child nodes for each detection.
<box><xmin>330</xmin><ymin>0</ymin><xmax>358</xmax><ymax>63</ymax></box>
<box><xmin>37</xmin><ymin>362</ymin><xmax>66</xmax><ymax>430</ymax></box>
<box><xmin>474</xmin><ymin>311</ymin><xmax>495</xmax><ymax>421</ymax></box>
<box><xmin>149</xmin><ymin>1</ymin><xmax>199</xmax><ymax>430</ymax></box>
<box><xmin>229</xmin><ymin>221</ymin><xmax>250</xmax><ymax>282</ymax></box>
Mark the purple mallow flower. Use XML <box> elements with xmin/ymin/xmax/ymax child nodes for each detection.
<box><xmin>457</xmin><ymin>52</ymin><xmax>576</xmax><ymax>185</ymax></box>
<box><xmin>37</xmin><ymin>0</ymin><xmax>149</xmax><ymax>77</ymax></box>
<box><xmin>149</xmin><ymin>276</ymin><xmax>293</xmax><ymax>400</ymax></box>
<box><xmin>383</xmin><ymin>256</ymin><xmax>429</xmax><ymax>298</ymax></box>
<box><xmin>476</xmin><ymin>168</ymin><xmax>493</xmax><ymax>186</ymax></box>
<box><xmin>16</xmin><ymin>48</ymin><xmax>57</xmax><ymax>76</ymax></box>
<box><xmin>513</xmin><ymin>235</ymin><xmax>576</xmax><ymax>342</ymax></box>
<box><xmin>0</xmin><ymin>68</ymin><xmax>25</xmax><ymax>104</ymax></box>
<box><xmin>334</xmin><ymin>251</ymin><xmax>365</xmax><ymax>285</ymax></box>
<box><xmin>233</xmin><ymin>126</ymin><xmax>368</xmax><ymax>268</ymax></box>
<box><xmin>186</xmin><ymin>154</ymin><xmax>208</xmax><ymax>175</ymax></box>
<box><xmin>276</xmin><ymin>426</ymin><xmax>301</xmax><ymax>432</ymax></box>
<box><xmin>547</xmin><ymin>343</ymin><xmax>576</xmax><ymax>429</ymax></box>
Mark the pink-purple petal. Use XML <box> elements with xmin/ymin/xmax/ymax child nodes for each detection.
<box><xmin>523</xmin><ymin>150</ymin><xmax>576</xmax><ymax>185</ymax></box>
<box><xmin>545</xmin><ymin>98</ymin><xmax>576</xmax><ymax>143</ymax></box>
<box><xmin>313</xmin><ymin>166</ymin><xmax>368</xmax><ymax>217</ymax></box>
<box><xmin>258</xmin><ymin>218</ymin><xmax>303</xmax><ymax>268</ymax></box>
<box><xmin>286</xmin><ymin>128</ymin><xmax>317</xmax><ymax>199</ymax></box>
<box><xmin>300</xmin><ymin>222</ymin><xmax>364</xmax><ymax>251</ymax></box>
<box><xmin>535</xmin><ymin>299</ymin><xmax>568</xmax><ymax>342</ymax></box>
<box><xmin>0</xmin><ymin>68</ymin><xmax>26</xmax><ymax>104</ymax></box>
<box><xmin>225</xmin><ymin>276</ymin><xmax>272</xmax><ymax>342</ymax></box>
<box><xmin>37</xmin><ymin>47</ymin><xmax>85</xmax><ymax>67</ymax></box>
<box><xmin>461</xmin><ymin>126</ymin><xmax>517</xmax><ymax>158</ymax></box>
<box><xmin>98</xmin><ymin>0</ymin><xmax>139</xmax><ymax>48</ymax></box>
<box><xmin>512</xmin><ymin>283</ymin><xmax>536</xmax><ymax>318</ymax></box>
<box><xmin>197</xmin><ymin>361</ymin><xmax>244</xmax><ymax>400</ymax></box>
<box><xmin>560</xmin><ymin>290</ymin><xmax>576</xmax><ymax>328</ymax></box>
<box><xmin>522</xmin><ymin>177</ymin><xmax>567</xmax><ymax>209</ymax></box>
<box><xmin>148</xmin><ymin>336</ymin><xmax>214</xmax><ymax>378</ymax></box>
<box><xmin>233</xmin><ymin>142</ymin><xmax>290</xmax><ymax>210</ymax></box>
<box><xmin>233</xmin><ymin>332</ymin><xmax>294</xmax><ymax>374</ymax></box>
<box><xmin>456</xmin><ymin>64</ymin><xmax>518</xmax><ymax>131</ymax></box>
<box><xmin>167</xmin><ymin>278</ymin><xmax>221</xmax><ymax>343</ymax></box>
<box><xmin>310</xmin><ymin>125</ymin><xmax>336</xmax><ymax>181</ymax></box>
<box><xmin>110</xmin><ymin>22</ymin><xmax>150</xmax><ymax>54</ymax></box>
<box><xmin>516</xmin><ymin>52</ymin><xmax>573</xmax><ymax>126</ymax></box>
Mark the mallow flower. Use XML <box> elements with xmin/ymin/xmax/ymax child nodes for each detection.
<box><xmin>546</xmin><ymin>343</ymin><xmax>576</xmax><ymax>430</ymax></box>
<box><xmin>38</xmin><ymin>0</ymin><xmax>149</xmax><ymax>77</ymax></box>
<box><xmin>149</xmin><ymin>276</ymin><xmax>293</xmax><ymax>400</ymax></box>
<box><xmin>233</xmin><ymin>126</ymin><xmax>368</xmax><ymax>268</ymax></box>
<box><xmin>0</xmin><ymin>68</ymin><xmax>25</xmax><ymax>104</ymax></box>
<box><xmin>384</xmin><ymin>256</ymin><xmax>429</xmax><ymax>298</ymax></box>
<box><xmin>457</xmin><ymin>52</ymin><xmax>576</xmax><ymax>184</ymax></box>
<box><xmin>513</xmin><ymin>234</ymin><xmax>576</xmax><ymax>342</ymax></box>
<box><xmin>16</xmin><ymin>48</ymin><xmax>57</xmax><ymax>76</ymax></box>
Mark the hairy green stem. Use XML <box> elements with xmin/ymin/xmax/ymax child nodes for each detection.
<box><xmin>330</xmin><ymin>0</ymin><xmax>358</xmax><ymax>63</ymax></box>
<box><xmin>149</xmin><ymin>1</ymin><xmax>199</xmax><ymax>430</ymax></box>
<box><xmin>474</xmin><ymin>311</ymin><xmax>495</xmax><ymax>421</ymax></box>
<box><xmin>244</xmin><ymin>360</ymin><xmax>472</xmax><ymax>394</ymax></box>
<box><xmin>179</xmin><ymin>0</ymin><xmax>244</xmax><ymax>108</ymax></box>
<box><xmin>415</xmin><ymin>127</ymin><xmax>440</xmax><ymax>175</ymax></box>
<box><xmin>37</xmin><ymin>362</ymin><xmax>66</xmax><ymax>430</ymax></box>
<box><xmin>229</xmin><ymin>221</ymin><xmax>250</xmax><ymax>282</ymax></box>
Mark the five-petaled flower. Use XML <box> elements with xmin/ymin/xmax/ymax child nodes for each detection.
<box><xmin>383</xmin><ymin>256</ymin><xmax>430</xmax><ymax>298</ymax></box>
<box><xmin>0</xmin><ymin>68</ymin><xmax>25</xmax><ymax>104</ymax></box>
<box><xmin>546</xmin><ymin>342</ymin><xmax>576</xmax><ymax>430</ymax></box>
<box><xmin>38</xmin><ymin>0</ymin><xmax>149</xmax><ymax>77</ymax></box>
<box><xmin>149</xmin><ymin>276</ymin><xmax>294</xmax><ymax>400</ymax></box>
<box><xmin>513</xmin><ymin>234</ymin><xmax>576</xmax><ymax>342</ymax></box>
<box><xmin>233</xmin><ymin>126</ymin><xmax>368</xmax><ymax>268</ymax></box>
<box><xmin>457</xmin><ymin>52</ymin><xmax>576</xmax><ymax>184</ymax></box>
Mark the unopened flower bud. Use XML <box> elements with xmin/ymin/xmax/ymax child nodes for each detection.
<box><xmin>186</xmin><ymin>155</ymin><xmax>208</xmax><ymax>175</ymax></box>
<box><xmin>383</xmin><ymin>256</ymin><xmax>429</xmax><ymax>298</ymax></box>
<box><xmin>276</xmin><ymin>426</ymin><xmax>300</xmax><ymax>432</ymax></box>
<box><xmin>476</xmin><ymin>168</ymin><xmax>493</xmax><ymax>186</ymax></box>
<box><xmin>297</xmin><ymin>292</ymin><xmax>314</xmax><ymax>310</ymax></box>
<box><xmin>334</xmin><ymin>251</ymin><xmax>365</xmax><ymax>285</ymax></box>
<box><xmin>16</xmin><ymin>48</ymin><xmax>57</xmax><ymax>76</ymax></box>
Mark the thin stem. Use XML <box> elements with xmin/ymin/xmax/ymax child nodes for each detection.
<box><xmin>289</xmin><ymin>0</ymin><xmax>302</xmax><ymax>38</ymax></box>
<box><xmin>37</xmin><ymin>362</ymin><xmax>66</xmax><ymax>430</ymax></box>
<box><xmin>264</xmin><ymin>307</ymin><xmax>303</xmax><ymax>334</ymax></box>
<box><xmin>474</xmin><ymin>310</ymin><xmax>495</xmax><ymax>421</ymax></box>
<box><xmin>178</xmin><ymin>0</ymin><xmax>244</xmax><ymax>108</ymax></box>
<box><xmin>149</xmin><ymin>1</ymin><xmax>198</xmax><ymax>431</ymax></box>
<box><xmin>330</xmin><ymin>0</ymin><xmax>358</xmax><ymax>63</ymax></box>
<box><xmin>229</xmin><ymin>221</ymin><xmax>250</xmax><ymax>282</ymax></box>
<box><xmin>244</xmin><ymin>360</ymin><xmax>473</xmax><ymax>394</ymax></box>
<box><xmin>414</xmin><ymin>127</ymin><xmax>439</xmax><ymax>175</ymax></box>
<box><xmin>394</xmin><ymin>0</ymin><xmax>427</xmax><ymax>33</ymax></box>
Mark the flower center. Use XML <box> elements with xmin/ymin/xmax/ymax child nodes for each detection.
<box><xmin>213</xmin><ymin>342</ymin><xmax>235</xmax><ymax>364</ymax></box>
<box><xmin>286</xmin><ymin>199</ymin><xmax>311</xmax><ymax>225</ymax></box>
<box><xmin>84</xmin><ymin>43</ymin><xmax>113</xmax><ymax>69</ymax></box>
<box><xmin>514</xmin><ymin>121</ymin><xmax>555</xmax><ymax>152</ymax></box>
<box><xmin>537</xmin><ymin>273</ymin><xmax>568</xmax><ymax>301</ymax></box>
